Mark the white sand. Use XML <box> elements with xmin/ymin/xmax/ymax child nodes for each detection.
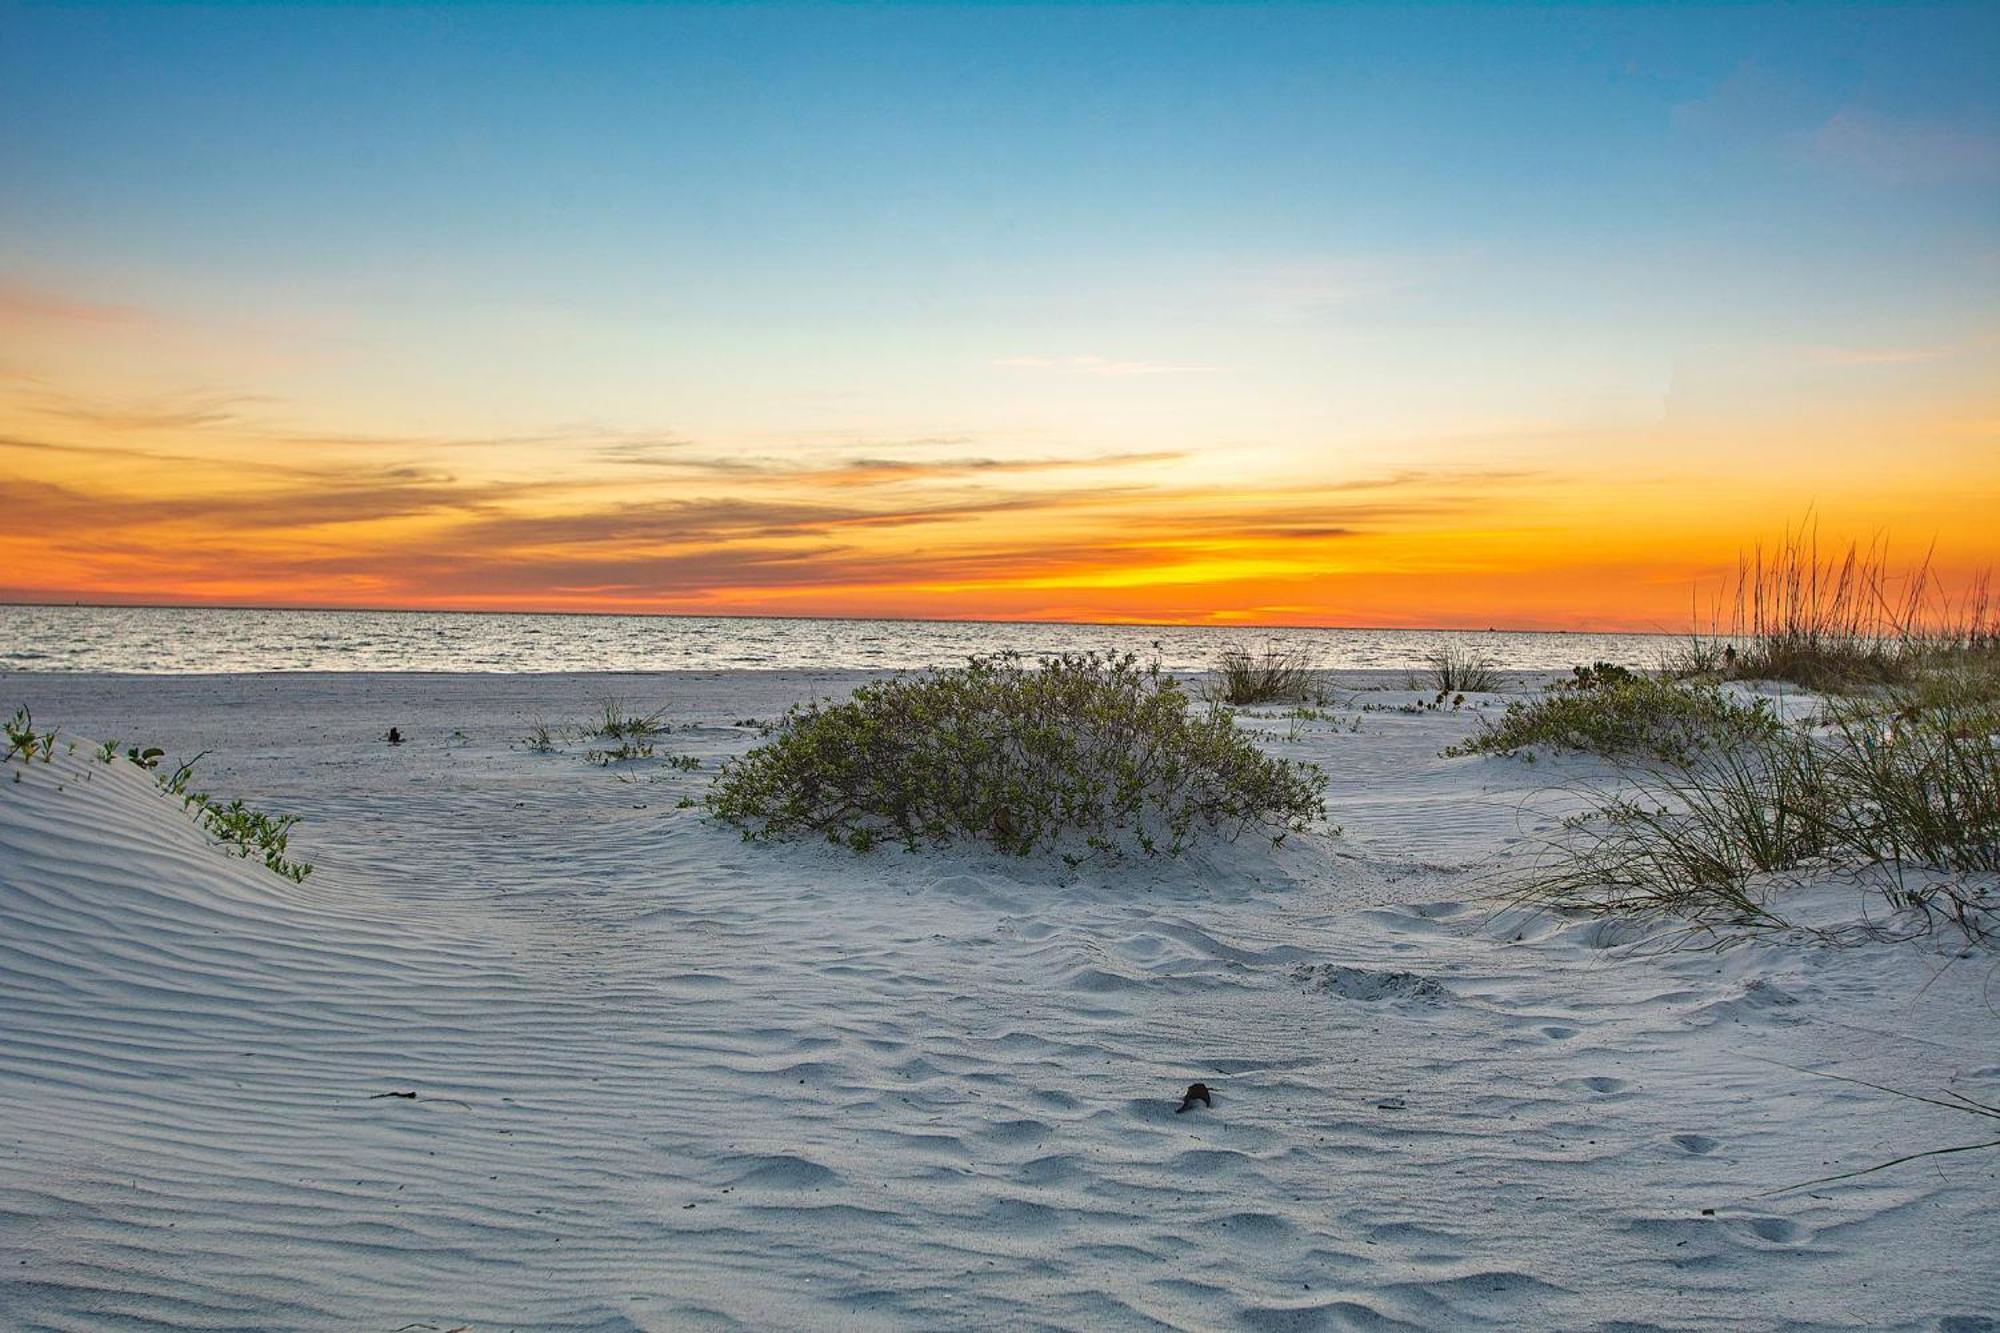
<box><xmin>1</xmin><ymin>670</ymin><xmax>1994</xmax><ymax>1331</ymax></box>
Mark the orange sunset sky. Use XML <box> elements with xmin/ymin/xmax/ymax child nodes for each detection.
<box><xmin>5</xmin><ymin>5</ymin><xmax>1996</xmax><ymax>631</ymax></box>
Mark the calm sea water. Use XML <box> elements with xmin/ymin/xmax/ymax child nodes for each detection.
<box><xmin>0</xmin><ymin>604</ymin><xmax>1677</xmax><ymax>674</ymax></box>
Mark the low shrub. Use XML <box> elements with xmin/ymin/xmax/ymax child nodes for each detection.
<box><xmin>1210</xmin><ymin>643</ymin><xmax>1320</xmax><ymax>705</ymax></box>
<box><xmin>1446</xmin><ymin>675</ymin><xmax>1778</xmax><ymax>763</ymax></box>
<box><xmin>709</xmin><ymin>652</ymin><xmax>1326</xmax><ymax>861</ymax></box>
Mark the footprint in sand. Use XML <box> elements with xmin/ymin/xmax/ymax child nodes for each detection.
<box><xmin>1734</xmin><ymin>1215</ymin><xmax>1803</xmax><ymax>1244</ymax></box>
<box><xmin>1566</xmin><ymin>1075</ymin><xmax>1628</xmax><ymax>1095</ymax></box>
<box><xmin>1540</xmin><ymin>1025</ymin><xmax>1577</xmax><ymax>1040</ymax></box>
<box><xmin>1670</xmin><ymin>1133</ymin><xmax>1720</xmax><ymax>1155</ymax></box>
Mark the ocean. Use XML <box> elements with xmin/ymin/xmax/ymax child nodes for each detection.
<box><xmin>1</xmin><ymin>604</ymin><xmax>1680</xmax><ymax>674</ymax></box>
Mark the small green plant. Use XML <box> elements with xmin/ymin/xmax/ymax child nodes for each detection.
<box><xmin>587</xmin><ymin>738</ymin><xmax>655</xmax><ymax>764</ymax></box>
<box><xmin>160</xmin><ymin>752</ymin><xmax>208</xmax><ymax>797</ymax></box>
<box><xmin>4</xmin><ymin>707</ymin><xmax>57</xmax><ymax>764</ymax></box>
<box><xmin>664</xmin><ymin>752</ymin><xmax>701</xmax><ymax>771</ymax></box>
<box><xmin>154</xmin><ymin>751</ymin><xmax>312</xmax><ymax>882</ymax></box>
<box><xmin>186</xmin><ymin>794</ymin><xmax>314</xmax><ymax>882</ymax></box>
<box><xmin>710</xmin><ymin>652</ymin><xmax>1326</xmax><ymax>861</ymax></box>
<box><xmin>126</xmin><ymin>745</ymin><xmax>165</xmax><ymax>770</ymax></box>
<box><xmin>523</xmin><ymin>719</ymin><xmax>558</xmax><ymax>753</ymax></box>
<box><xmin>1209</xmin><ymin>643</ymin><xmax>1321</xmax><ymax>706</ymax></box>
<box><xmin>95</xmin><ymin>739</ymin><xmax>118</xmax><ymax>764</ymax></box>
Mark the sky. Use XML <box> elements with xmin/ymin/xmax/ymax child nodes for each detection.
<box><xmin>2</xmin><ymin>1</ymin><xmax>1996</xmax><ymax>630</ymax></box>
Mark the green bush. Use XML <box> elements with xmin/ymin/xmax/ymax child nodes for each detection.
<box><xmin>709</xmin><ymin>652</ymin><xmax>1326</xmax><ymax>861</ymax></box>
<box><xmin>1447</xmin><ymin>674</ymin><xmax>1778</xmax><ymax>763</ymax></box>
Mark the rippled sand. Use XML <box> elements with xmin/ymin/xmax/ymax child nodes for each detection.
<box><xmin>1</xmin><ymin>671</ymin><xmax>1993</xmax><ymax>1330</ymax></box>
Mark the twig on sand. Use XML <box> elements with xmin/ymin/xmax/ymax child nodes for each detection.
<box><xmin>366</xmin><ymin>1089</ymin><xmax>474</xmax><ymax>1109</ymax></box>
<box><xmin>1751</xmin><ymin>1058</ymin><xmax>2000</xmax><ymax>1196</ymax></box>
<box><xmin>1756</xmin><ymin>1139</ymin><xmax>2000</xmax><ymax>1197</ymax></box>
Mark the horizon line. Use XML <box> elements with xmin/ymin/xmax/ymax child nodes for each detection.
<box><xmin>0</xmin><ymin>597</ymin><xmax>1689</xmax><ymax>639</ymax></box>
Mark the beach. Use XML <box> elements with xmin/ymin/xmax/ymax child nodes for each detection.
<box><xmin>1</xmin><ymin>669</ymin><xmax>1994</xmax><ymax>1331</ymax></box>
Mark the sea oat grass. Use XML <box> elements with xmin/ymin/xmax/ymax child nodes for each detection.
<box><xmin>1667</xmin><ymin>526</ymin><xmax>1998</xmax><ymax>692</ymax></box>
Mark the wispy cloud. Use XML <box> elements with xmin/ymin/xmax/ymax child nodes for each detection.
<box><xmin>1671</xmin><ymin>66</ymin><xmax>1999</xmax><ymax>186</ymax></box>
<box><xmin>0</xmin><ymin>279</ymin><xmax>153</xmax><ymax>327</ymax></box>
<box><xmin>1225</xmin><ymin>253</ymin><xmax>1456</xmax><ymax>320</ymax></box>
<box><xmin>2</xmin><ymin>377</ymin><xmax>1560</xmax><ymax>615</ymax></box>
<box><xmin>995</xmin><ymin>355</ymin><xmax>1222</xmax><ymax>378</ymax></box>
<box><xmin>27</xmin><ymin>390</ymin><xmax>263</xmax><ymax>434</ymax></box>
<box><xmin>1801</xmin><ymin>108</ymin><xmax>2000</xmax><ymax>183</ymax></box>
<box><xmin>1798</xmin><ymin>344</ymin><xmax>1955</xmax><ymax>367</ymax></box>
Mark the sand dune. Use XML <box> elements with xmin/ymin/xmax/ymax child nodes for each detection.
<box><xmin>1</xmin><ymin>672</ymin><xmax>1994</xmax><ymax>1330</ymax></box>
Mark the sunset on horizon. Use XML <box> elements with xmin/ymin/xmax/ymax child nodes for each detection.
<box><xmin>6</xmin><ymin>2</ymin><xmax>1995</xmax><ymax>631</ymax></box>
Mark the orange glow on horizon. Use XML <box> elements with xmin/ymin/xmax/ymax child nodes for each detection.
<box><xmin>5</xmin><ymin>297</ymin><xmax>1997</xmax><ymax>632</ymax></box>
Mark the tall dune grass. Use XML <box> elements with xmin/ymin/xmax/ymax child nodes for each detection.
<box><xmin>1664</xmin><ymin>524</ymin><xmax>1998</xmax><ymax>691</ymax></box>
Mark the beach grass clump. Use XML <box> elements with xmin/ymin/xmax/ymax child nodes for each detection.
<box><xmin>1209</xmin><ymin>642</ymin><xmax>1321</xmax><ymax>705</ymax></box>
<box><xmin>1525</xmin><ymin>686</ymin><xmax>1998</xmax><ymax>936</ymax></box>
<box><xmin>709</xmin><ymin>652</ymin><xmax>1326</xmax><ymax>861</ymax></box>
<box><xmin>590</xmin><ymin>699</ymin><xmax>669</xmax><ymax>742</ymax></box>
<box><xmin>583</xmin><ymin>699</ymin><xmax>673</xmax><ymax>763</ymax></box>
<box><xmin>1447</xmin><ymin>670</ymin><xmax>1778</xmax><ymax>763</ymax></box>
<box><xmin>1421</xmin><ymin>643</ymin><xmax>1499</xmax><ymax>694</ymax></box>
